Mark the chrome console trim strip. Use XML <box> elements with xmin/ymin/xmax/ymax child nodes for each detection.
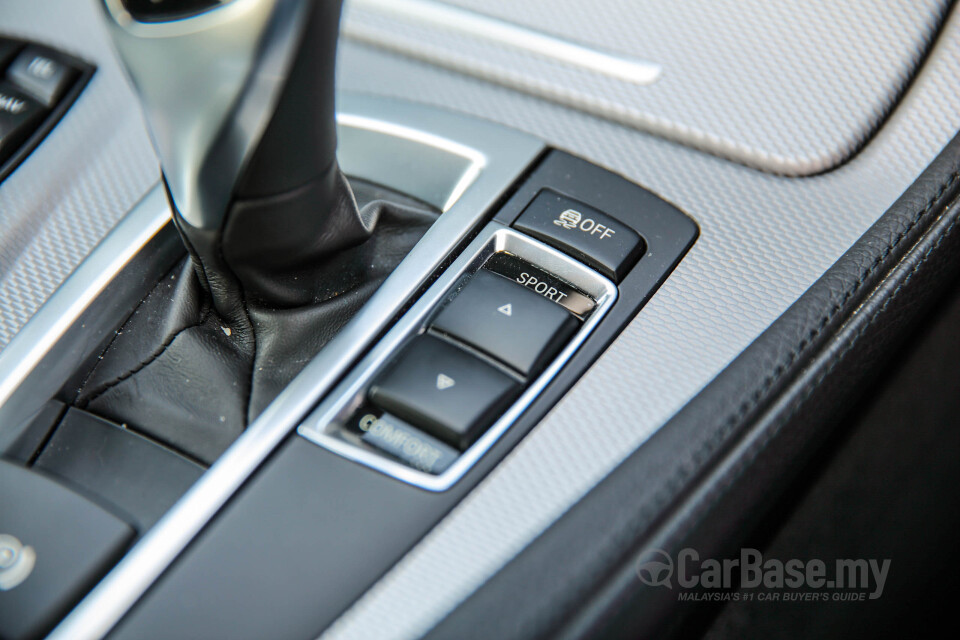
<box><xmin>346</xmin><ymin>0</ymin><xmax>663</xmax><ymax>86</ymax></box>
<box><xmin>0</xmin><ymin>186</ymin><xmax>169</xmax><ymax>426</ymax></box>
<box><xmin>41</xmin><ymin>95</ymin><xmax>543</xmax><ymax>639</ymax></box>
<box><xmin>298</xmin><ymin>226</ymin><xmax>617</xmax><ymax>491</ymax></box>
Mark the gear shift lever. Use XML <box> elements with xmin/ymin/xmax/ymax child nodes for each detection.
<box><xmin>78</xmin><ymin>0</ymin><xmax>437</xmax><ymax>463</ymax></box>
<box><xmin>101</xmin><ymin>0</ymin><xmax>368</xmax><ymax>316</ymax></box>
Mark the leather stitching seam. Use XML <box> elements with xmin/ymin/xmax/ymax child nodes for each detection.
<box><xmin>79</xmin><ymin>307</ymin><xmax>214</xmax><ymax>406</ymax></box>
<box><xmin>72</xmin><ymin>273</ymin><xmax>163</xmax><ymax>404</ymax></box>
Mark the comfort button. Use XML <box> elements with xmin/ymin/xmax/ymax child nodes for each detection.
<box><xmin>368</xmin><ymin>336</ymin><xmax>520</xmax><ymax>450</ymax></box>
<box><xmin>514</xmin><ymin>190</ymin><xmax>645</xmax><ymax>281</ymax></box>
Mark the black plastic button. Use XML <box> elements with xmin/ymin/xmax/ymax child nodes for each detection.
<box><xmin>35</xmin><ymin>409</ymin><xmax>205</xmax><ymax>531</ymax></box>
<box><xmin>514</xmin><ymin>189</ymin><xmax>645</xmax><ymax>281</ymax></box>
<box><xmin>0</xmin><ymin>39</ymin><xmax>21</xmax><ymax>69</ymax></box>
<box><xmin>7</xmin><ymin>46</ymin><xmax>77</xmax><ymax>107</ymax></box>
<box><xmin>432</xmin><ymin>270</ymin><xmax>578</xmax><ymax>376</ymax></box>
<box><xmin>369</xmin><ymin>335</ymin><xmax>520</xmax><ymax>450</ymax></box>
<box><xmin>0</xmin><ymin>81</ymin><xmax>46</xmax><ymax>165</ymax></box>
<box><xmin>0</xmin><ymin>460</ymin><xmax>134</xmax><ymax>640</ymax></box>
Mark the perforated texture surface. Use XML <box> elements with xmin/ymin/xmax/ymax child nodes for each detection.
<box><xmin>0</xmin><ymin>0</ymin><xmax>159</xmax><ymax>349</ymax></box>
<box><xmin>0</xmin><ymin>1</ymin><xmax>957</xmax><ymax>639</ymax></box>
<box><xmin>344</xmin><ymin>0</ymin><xmax>951</xmax><ymax>174</ymax></box>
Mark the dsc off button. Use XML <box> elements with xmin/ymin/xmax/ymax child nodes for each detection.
<box><xmin>514</xmin><ymin>190</ymin><xmax>645</xmax><ymax>281</ymax></box>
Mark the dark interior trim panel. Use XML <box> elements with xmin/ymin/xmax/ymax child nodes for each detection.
<box><xmin>423</xmin><ymin>131</ymin><xmax>960</xmax><ymax>640</ymax></box>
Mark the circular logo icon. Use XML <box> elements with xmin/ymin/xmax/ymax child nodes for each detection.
<box><xmin>635</xmin><ymin>549</ymin><xmax>674</xmax><ymax>588</ymax></box>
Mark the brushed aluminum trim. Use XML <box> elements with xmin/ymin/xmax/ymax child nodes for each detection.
<box><xmin>346</xmin><ymin>0</ymin><xmax>663</xmax><ymax>85</ymax></box>
<box><xmin>101</xmin><ymin>0</ymin><xmax>309</xmax><ymax>230</ymax></box>
<box><xmin>337</xmin><ymin>113</ymin><xmax>486</xmax><ymax>212</ymax></box>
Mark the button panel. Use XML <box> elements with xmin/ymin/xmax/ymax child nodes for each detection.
<box><xmin>0</xmin><ymin>36</ymin><xmax>92</xmax><ymax>182</ymax></box>
<box><xmin>0</xmin><ymin>81</ymin><xmax>46</xmax><ymax>165</ymax></box>
<box><xmin>299</xmin><ymin>151</ymin><xmax>697</xmax><ymax>490</ymax></box>
<box><xmin>7</xmin><ymin>45</ymin><xmax>79</xmax><ymax>107</ymax></box>
<box><xmin>367</xmin><ymin>265</ymin><xmax>583</xmax><ymax>453</ymax></box>
<box><xmin>300</xmin><ymin>226</ymin><xmax>620</xmax><ymax>487</ymax></box>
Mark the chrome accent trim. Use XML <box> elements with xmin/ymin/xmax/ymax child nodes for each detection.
<box><xmin>44</xmin><ymin>95</ymin><xmax>543</xmax><ymax>640</ymax></box>
<box><xmin>346</xmin><ymin>0</ymin><xmax>662</xmax><ymax>86</ymax></box>
<box><xmin>0</xmin><ymin>187</ymin><xmax>170</xmax><ymax>435</ymax></box>
<box><xmin>337</xmin><ymin>113</ymin><xmax>485</xmax><ymax>212</ymax></box>
<box><xmin>101</xmin><ymin>0</ymin><xmax>309</xmax><ymax>230</ymax></box>
<box><xmin>298</xmin><ymin>226</ymin><xmax>617</xmax><ymax>491</ymax></box>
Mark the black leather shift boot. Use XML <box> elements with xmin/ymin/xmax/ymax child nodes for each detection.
<box><xmin>71</xmin><ymin>183</ymin><xmax>437</xmax><ymax>464</ymax></box>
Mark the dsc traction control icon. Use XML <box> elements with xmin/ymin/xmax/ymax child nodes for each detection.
<box><xmin>553</xmin><ymin>208</ymin><xmax>617</xmax><ymax>240</ymax></box>
<box><xmin>0</xmin><ymin>533</ymin><xmax>36</xmax><ymax>591</ymax></box>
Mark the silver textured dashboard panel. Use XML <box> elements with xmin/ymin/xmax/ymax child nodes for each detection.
<box><xmin>343</xmin><ymin>0</ymin><xmax>951</xmax><ymax>175</ymax></box>
<box><xmin>0</xmin><ymin>0</ymin><xmax>159</xmax><ymax>350</ymax></box>
<box><xmin>0</xmin><ymin>0</ymin><xmax>958</xmax><ymax>638</ymax></box>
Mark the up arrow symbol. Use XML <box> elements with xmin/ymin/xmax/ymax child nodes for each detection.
<box><xmin>497</xmin><ymin>303</ymin><xmax>512</xmax><ymax>317</ymax></box>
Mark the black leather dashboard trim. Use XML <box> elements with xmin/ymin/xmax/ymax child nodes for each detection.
<box><xmin>424</xmin><ymin>131</ymin><xmax>960</xmax><ymax>640</ymax></box>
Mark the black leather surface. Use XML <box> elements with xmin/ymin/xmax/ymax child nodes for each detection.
<box><xmin>425</xmin><ymin>132</ymin><xmax>960</xmax><ymax>640</ymax></box>
<box><xmin>223</xmin><ymin>166</ymin><xmax>376</xmax><ymax>308</ymax></box>
<box><xmin>72</xmin><ymin>182</ymin><xmax>437</xmax><ymax>465</ymax></box>
<box><xmin>702</xmin><ymin>275</ymin><xmax>960</xmax><ymax>639</ymax></box>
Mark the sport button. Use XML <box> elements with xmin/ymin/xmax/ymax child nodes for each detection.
<box><xmin>514</xmin><ymin>190</ymin><xmax>645</xmax><ymax>281</ymax></box>
<box><xmin>484</xmin><ymin>252</ymin><xmax>595</xmax><ymax>316</ymax></box>
<box><xmin>432</xmin><ymin>270</ymin><xmax>578</xmax><ymax>376</ymax></box>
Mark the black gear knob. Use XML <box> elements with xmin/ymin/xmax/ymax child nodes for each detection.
<box><xmin>101</xmin><ymin>0</ymin><xmax>368</xmax><ymax>315</ymax></box>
